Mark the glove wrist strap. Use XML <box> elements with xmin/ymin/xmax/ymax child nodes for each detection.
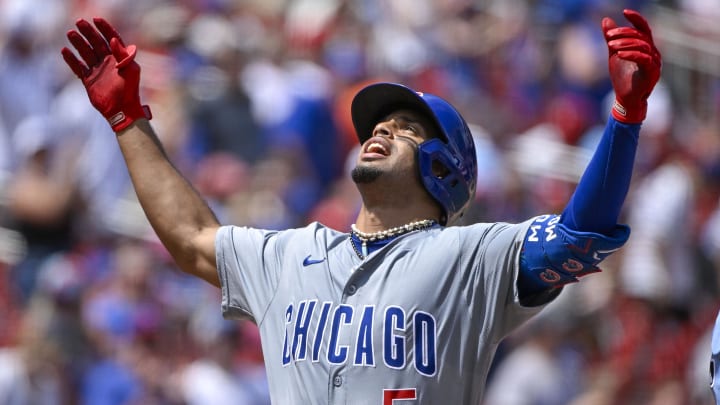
<box><xmin>109</xmin><ymin>104</ymin><xmax>152</xmax><ymax>132</ymax></box>
<box><xmin>612</xmin><ymin>99</ymin><xmax>646</xmax><ymax>124</ymax></box>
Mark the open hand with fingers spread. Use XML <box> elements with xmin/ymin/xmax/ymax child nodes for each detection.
<box><xmin>602</xmin><ymin>9</ymin><xmax>662</xmax><ymax>124</ymax></box>
<box><xmin>61</xmin><ymin>18</ymin><xmax>151</xmax><ymax>132</ymax></box>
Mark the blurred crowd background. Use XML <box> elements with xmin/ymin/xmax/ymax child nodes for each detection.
<box><xmin>0</xmin><ymin>0</ymin><xmax>719</xmax><ymax>404</ymax></box>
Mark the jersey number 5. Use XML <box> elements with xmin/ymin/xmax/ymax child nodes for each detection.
<box><xmin>383</xmin><ymin>388</ymin><xmax>417</xmax><ymax>404</ymax></box>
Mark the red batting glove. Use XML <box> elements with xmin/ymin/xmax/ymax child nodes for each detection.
<box><xmin>602</xmin><ymin>9</ymin><xmax>662</xmax><ymax>124</ymax></box>
<box><xmin>61</xmin><ymin>18</ymin><xmax>151</xmax><ymax>132</ymax></box>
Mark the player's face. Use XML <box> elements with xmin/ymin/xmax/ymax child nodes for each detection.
<box><xmin>353</xmin><ymin>109</ymin><xmax>435</xmax><ymax>183</ymax></box>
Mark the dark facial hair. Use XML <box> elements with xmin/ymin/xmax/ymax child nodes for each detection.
<box><xmin>351</xmin><ymin>165</ymin><xmax>383</xmax><ymax>184</ymax></box>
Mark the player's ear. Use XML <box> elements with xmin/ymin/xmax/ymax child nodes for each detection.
<box><xmin>431</xmin><ymin>160</ymin><xmax>450</xmax><ymax>180</ymax></box>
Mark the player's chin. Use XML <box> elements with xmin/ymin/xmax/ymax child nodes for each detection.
<box><xmin>351</xmin><ymin>164</ymin><xmax>383</xmax><ymax>184</ymax></box>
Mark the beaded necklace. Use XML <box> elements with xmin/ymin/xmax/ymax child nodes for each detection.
<box><xmin>348</xmin><ymin>219</ymin><xmax>437</xmax><ymax>259</ymax></box>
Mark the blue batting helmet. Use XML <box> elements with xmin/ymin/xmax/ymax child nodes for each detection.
<box><xmin>351</xmin><ymin>82</ymin><xmax>477</xmax><ymax>225</ymax></box>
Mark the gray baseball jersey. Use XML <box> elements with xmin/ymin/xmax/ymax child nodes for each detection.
<box><xmin>215</xmin><ymin>218</ymin><xmax>548</xmax><ymax>404</ymax></box>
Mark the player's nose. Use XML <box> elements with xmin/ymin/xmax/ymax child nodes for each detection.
<box><xmin>372</xmin><ymin>120</ymin><xmax>395</xmax><ymax>139</ymax></box>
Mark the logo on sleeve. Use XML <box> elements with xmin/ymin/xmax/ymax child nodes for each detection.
<box><xmin>303</xmin><ymin>255</ymin><xmax>326</xmax><ymax>266</ymax></box>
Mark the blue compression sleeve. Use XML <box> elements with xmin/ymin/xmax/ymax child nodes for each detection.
<box><xmin>560</xmin><ymin>117</ymin><xmax>640</xmax><ymax>234</ymax></box>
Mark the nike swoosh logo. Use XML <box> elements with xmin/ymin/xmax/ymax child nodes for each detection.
<box><xmin>303</xmin><ymin>255</ymin><xmax>326</xmax><ymax>266</ymax></box>
<box><xmin>592</xmin><ymin>248</ymin><xmax>621</xmax><ymax>261</ymax></box>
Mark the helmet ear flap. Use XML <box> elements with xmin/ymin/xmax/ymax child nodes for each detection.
<box><xmin>417</xmin><ymin>139</ymin><xmax>472</xmax><ymax>225</ymax></box>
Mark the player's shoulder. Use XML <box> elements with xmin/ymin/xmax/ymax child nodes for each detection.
<box><xmin>269</xmin><ymin>221</ymin><xmax>347</xmax><ymax>243</ymax></box>
<box><xmin>425</xmin><ymin>219</ymin><xmax>535</xmax><ymax>250</ymax></box>
<box><xmin>226</xmin><ymin>221</ymin><xmax>343</xmax><ymax>236</ymax></box>
<box><xmin>444</xmin><ymin>218</ymin><xmax>536</xmax><ymax>236</ymax></box>
<box><xmin>217</xmin><ymin>222</ymin><xmax>347</xmax><ymax>251</ymax></box>
<box><xmin>289</xmin><ymin>221</ymin><xmax>344</xmax><ymax>236</ymax></box>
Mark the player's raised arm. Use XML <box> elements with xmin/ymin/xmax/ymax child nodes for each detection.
<box><xmin>517</xmin><ymin>9</ymin><xmax>662</xmax><ymax>302</ymax></box>
<box><xmin>560</xmin><ymin>9</ymin><xmax>661</xmax><ymax>233</ymax></box>
<box><xmin>61</xmin><ymin>18</ymin><xmax>221</xmax><ymax>286</ymax></box>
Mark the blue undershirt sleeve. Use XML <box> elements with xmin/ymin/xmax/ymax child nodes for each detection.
<box><xmin>560</xmin><ymin>117</ymin><xmax>640</xmax><ymax>234</ymax></box>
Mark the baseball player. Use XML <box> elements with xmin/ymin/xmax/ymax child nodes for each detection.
<box><xmin>60</xmin><ymin>9</ymin><xmax>661</xmax><ymax>404</ymax></box>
